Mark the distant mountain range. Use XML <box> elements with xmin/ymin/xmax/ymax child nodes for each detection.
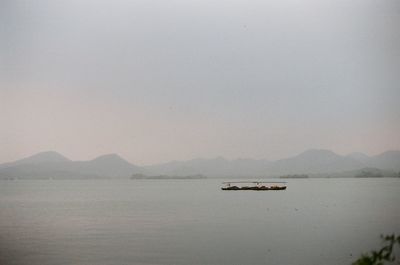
<box><xmin>143</xmin><ymin>149</ymin><xmax>400</xmax><ymax>177</ymax></box>
<box><xmin>143</xmin><ymin>157</ymin><xmax>272</xmax><ymax>177</ymax></box>
<box><xmin>0</xmin><ymin>151</ymin><xmax>141</xmax><ymax>179</ymax></box>
<box><xmin>0</xmin><ymin>149</ymin><xmax>399</xmax><ymax>179</ymax></box>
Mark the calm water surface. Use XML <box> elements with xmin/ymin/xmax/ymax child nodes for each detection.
<box><xmin>0</xmin><ymin>178</ymin><xmax>399</xmax><ymax>265</ymax></box>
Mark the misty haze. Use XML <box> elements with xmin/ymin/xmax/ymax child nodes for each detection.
<box><xmin>1</xmin><ymin>0</ymin><xmax>399</xmax><ymax>265</ymax></box>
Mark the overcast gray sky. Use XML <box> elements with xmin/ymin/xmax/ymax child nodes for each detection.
<box><xmin>1</xmin><ymin>0</ymin><xmax>399</xmax><ymax>165</ymax></box>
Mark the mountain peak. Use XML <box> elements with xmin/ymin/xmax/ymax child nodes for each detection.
<box><xmin>348</xmin><ymin>152</ymin><xmax>369</xmax><ymax>157</ymax></box>
<box><xmin>375</xmin><ymin>150</ymin><xmax>400</xmax><ymax>157</ymax></box>
<box><xmin>297</xmin><ymin>149</ymin><xmax>338</xmax><ymax>158</ymax></box>
<box><xmin>18</xmin><ymin>151</ymin><xmax>70</xmax><ymax>164</ymax></box>
<box><xmin>94</xmin><ymin>153</ymin><xmax>121</xmax><ymax>159</ymax></box>
<box><xmin>91</xmin><ymin>153</ymin><xmax>130</xmax><ymax>164</ymax></box>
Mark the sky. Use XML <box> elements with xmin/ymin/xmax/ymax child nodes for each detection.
<box><xmin>1</xmin><ymin>0</ymin><xmax>399</xmax><ymax>165</ymax></box>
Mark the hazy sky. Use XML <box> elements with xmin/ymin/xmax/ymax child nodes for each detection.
<box><xmin>1</xmin><ymin>0</ymin><xmax>399</xmax><ymax>165</ymax></box>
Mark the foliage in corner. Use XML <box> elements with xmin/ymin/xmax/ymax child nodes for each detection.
<box><xmin>353</xmin><ymin>234</ymin><xmax>400</xmax><ymax>265</ymax></box>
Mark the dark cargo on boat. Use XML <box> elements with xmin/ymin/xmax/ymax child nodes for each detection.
<box><xmin>221</xmin><ymin>181</ymin><xmax>287</xmax><ymax>191</ymax></box>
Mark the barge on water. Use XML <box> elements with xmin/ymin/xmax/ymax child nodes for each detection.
<box><xmin>221</xmin><ymin>181</ymin><xmax>287</xmax><ymax>191</ymax></box>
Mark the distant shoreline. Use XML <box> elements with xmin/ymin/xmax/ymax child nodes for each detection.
<box><xmin>2</xmin><ymin>174</ymin><xmax>396</xmax><ymax>180</ymax></box>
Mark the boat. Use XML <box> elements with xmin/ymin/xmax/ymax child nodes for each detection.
<box><xmin>221</xmin><ymin>181</ymin><xmax>287</xmax><ymax>191</ymax></box>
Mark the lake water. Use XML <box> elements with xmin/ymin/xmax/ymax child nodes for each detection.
<box><xmin>0</xmin><ymin>178</ymin><xmax>399</xmax><ymax>265</ymax></box>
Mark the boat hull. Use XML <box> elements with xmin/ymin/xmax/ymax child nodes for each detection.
<box><xmin>221</xmin><ymin>186</ymin><xmax>286</xmax><ymax>191</ymax></box>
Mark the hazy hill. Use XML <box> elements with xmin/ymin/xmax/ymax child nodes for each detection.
<box><xmin>143</xmin><ymin>157</ymin><xmax>271</xmax><ymax>177</ymax></box>
<box><xmin>69</xmin><ymin>154</ymin><xmax>141</xmax><ymax>177</ymax></box>
<box><xmin>368</xmin><ymin>151</ymin><xmax>400</xmax><ymax>171</ymax></box>
<box><xmin>0</xmin><ymin>151</ymin><xmax>70</xmax><ymax>168</ymax></box>
<box><xmin>0</xmin><ymin>152</ymin><xmax>142</xmax><ymax>179</ymax></box>
<box><xmin>142</xmin><ymin>149</ymin><xmax>399</xmax><ymax>176</ymax></box>
<box><xmin>346</xmin><ymin>151</ymin><xmax>400</xmax><ymax>171</ymax></box>
<box><xmin>346</xmin><ymin>152</ymin><xmax>371</xmax><ymax>164</ymax></box>
<box><xmin>266</xmin><ymin>149</ymin><xmax>365</xmax><ymax>175</ymax></box>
